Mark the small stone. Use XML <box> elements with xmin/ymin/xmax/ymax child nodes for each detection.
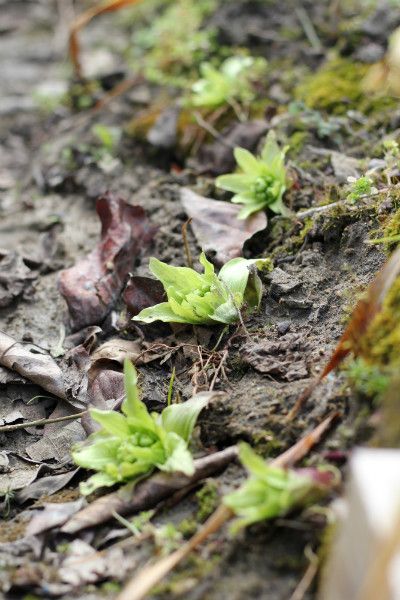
<box><xmin>354</xmin><ymin>42</ymin><xmax>385</xmax><ymax>64</ymax></box>
<box><xmin>269</xmin><ymin>268</ymin><xmax>301</xmax><ymax>297</ymax></box>
<box><xmin>330</xmin><ymin>151</ymin><xmax>360</xmax><ymax>183</ymax></box>
<box><xmin>276</xmin><ymin>320</ymin><xmax>291</xmax><ymax>335</ymax></box>
<box><xmin>280</xmin><ymin>296</ymin><xmax>312</xmax><ymax>310</ymax></box>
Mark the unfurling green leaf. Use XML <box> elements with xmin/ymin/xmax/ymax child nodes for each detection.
<box><xmin>216</xmin><ymin>131</ymin><xmax>288</xmax><ymax>219</ymax></box>
<box><xmin>223</xmin><ymin>443</ymin><xmax>337</xmax><ymax>532</ymax></box>
<box><xmin>72</xmin><ymin>360</ymin><xmax>209</xmax><ymax>495</ymax></box>
<box><xmin>188</xmin><ymin>55</ymin><xmax>267</xmax><ymax>109</ymax></box>
<box><xmin>132</xmin><ymin>252</ymin><xmax>271</xmax><ymax>325</ymax></box>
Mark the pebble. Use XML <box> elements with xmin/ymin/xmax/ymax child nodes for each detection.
<box><xmin>269</xmin><ymin>267</ymin><xmax>301</xmax><ymax>297</ymax></box>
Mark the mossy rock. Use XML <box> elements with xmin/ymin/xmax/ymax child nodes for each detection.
<box><xmin>295</xmin><ymin>56</ymin><xmax>396</xmax><ymax>116</ymax></box>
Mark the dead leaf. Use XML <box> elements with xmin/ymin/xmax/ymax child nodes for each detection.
<box><xmin>0</xmin><ymin>397</ymin><xmax>48</xmax><ymax>427</ymax></box>
<box><xmin>26</xmin><ymin>498</ymin><xmax>85</xmax><ymax>536</ymax></box>
<box><xmin>58</xmin><ymin>192</ymin><xmax>156</xmax><ymax>331</ymax></box>
<box><xmin>25</xmin><ymin>421</ymin><xmax>86</xmax><ymax>463</ymax></box>
<box><xmin>59</xmin><ymin>540</ymin><xmax>130</xmax><ymax>587</ymax></box>
<box><xmin>180</xmin><ymin>188</ymin><xmax>267</xmax><ymax>265</ymax></box>
<box><xmin>0</xmin><ymin>330</ymin><xmax>67</xmax><ymax>401</ymax></box>
<box><xmin>89</xmin><ymin>338</ymin><xmax>142</xmax><ymax>369</ymax></box>
<box><xmin>0</xmin><ymin>455</ymin><xmax>41</xmax><ymax>495</ymax></box>
<box><xmin>330</xmin><ymin>151</ymin><xmax>360</xmax><ymax>184</ymax></box>
<box><xmin>123</xmin><ymin>276</ymin><xmax>165</xmax><ymax>317</ymax></box>
<box><xmin>62</xmin><ymin>440</ymin><xmax>236</xmax><ymax>534</ymax></box>
<box><xmin>16</xmin><ymin>469</ymin><xmax>80</xmax><ymax>504</ymax></box>
<box><xmin>147</xmin><ymin>106</ymin><xmax>180</xmax><ymax>149</ymax></box>
<box><xmin>0</xmin><ymin>249</ymin><xmax>37</xmax><ymax>308</ymax></box>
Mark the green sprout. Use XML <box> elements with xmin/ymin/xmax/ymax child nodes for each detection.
<box><xmin>216</xmin><ymin>131</ymin><xmax>288</xmax><ymax>219</ymax></box>
<box><xmin>188</xmin><ymin>55</ymin><xmax>267</xmax><ymax>109</ymax></box>
<box><xmin>91</xmin><ymin>124</ymin><xmax>121</xmax><ymax>153</ymax></box>
<box><xmin>132</xmin><ymin>252</ymin><xmax>271</xmax><ymax>325</ymax></box>
<box><xmin>223</xmin><ymin>443</ymin><xmax>336</xmax><ymax>532</ymax></box>
<box><xmin>73</xmin><ymin>360</ymin><xmax>209</xmax><ymax>495</ymax></box>
<box><xmin>346</xmin><ymin>175</ymin><xmax>376</xmax><ymax>203</ymax></box>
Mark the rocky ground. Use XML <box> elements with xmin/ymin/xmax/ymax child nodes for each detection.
<box><xmin>1</xmin><ymin>1</ymin><xmax>399</xmax><ymax>599</ymax></box>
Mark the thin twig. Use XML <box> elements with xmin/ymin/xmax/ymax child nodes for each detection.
<box><xmin>288</xmin><ymin>546</ymin><xmax>319</xmax><ymax>600</ymax></box>
<box><xmin>295</xmin><ymin>7</ymin><xmax>322</xmax><ymax>52</ymax></box>
<box><xmin>296</xmin><ymin>185</ymin><xmax>398</xmax><ymax>220</ymax></box>
<box><xmin>0</xmin><ymin>411</ymin><xmax>87</xmax><ymax>433</ymax></box>
<box><xmin>182</xmin><ymin>218</ymin><xmax>193</xmax><ymax>269</ymax></box>
<box><xmin>193</xmin><ymin>111</ymin><xmax>234</xmax><ymax>148</ymax></box>
<box><xmin>209</xmin><ymin>350</ymin><xmax>228</xmax><ymax>391</ymax></box>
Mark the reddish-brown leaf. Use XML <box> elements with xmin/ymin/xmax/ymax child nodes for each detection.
<box><xmin>58</xmin><ymin>192</ymin><xmax>156</xmax><ymax>331</ymax></box>
<box><xmin>123</xmin><ymin>276</ymin><xmax>165</xmax><ymax>317</ymax></box>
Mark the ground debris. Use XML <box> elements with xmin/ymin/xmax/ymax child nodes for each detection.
<box><xmin>243</xmin><ymin>333</ymin><xmax>310</xmax><ymax>382</ymax></box>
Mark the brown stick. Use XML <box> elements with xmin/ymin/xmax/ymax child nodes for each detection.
<box><xmin>181</xmin><ymin>218</ymin><xmax>193</xmax><ymax>269</ymax></box>
<box><xmin>0</xmin><ymin>411</ymin><xmax>87</xmax><ymax>433</ymax></box>
<box><xmin>69</xmin><ymin>0</ymin><xmax>143</xmax><ymax>79</ymax></box>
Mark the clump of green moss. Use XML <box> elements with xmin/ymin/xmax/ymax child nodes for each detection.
<box><xmin>345</xmin><ymin>357</ymin><xmax>390</xmax><ymax>402</ymax></box>
<box><xmin>196</xmin><ymin>480</ymin><xmax>219</xmax><ymax>522</ymax></box>
<box><xmin>376</xmin><ymin>207</ymin><xmax>400</xmax><ymax>253</ymax></box>
<box><xmin>251</xmin><ymin>430</ymin><xmax>284</xmax><ymax>456</ymax></box>
<box><xmin>178</xmin><ymin>518</ymin><xmax>198</xmax><ymax>538</ymax></box>
<box><xmin>287</xmin><ymin>131</ymin><xmax>310</xmax><ymax>158</ymax></box>
<box><xmin>295</xmin><ymin>56</ymin><xmax>396</xmax><ymax>116</ymax></box>
<box><xmin>360</xmin><ymin>276</ymin><xmax>400</xmax><ymax>368</ymax></box>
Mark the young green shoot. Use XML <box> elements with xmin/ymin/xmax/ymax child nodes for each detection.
<box><xmin>188</xmin><ymin>55</ymin><xmax>267</xmax><ymax>110</ymax></box>
<box><xmin>346</xmin><ymin>175</ymin><xmax>376</xmax><ymax>204</ymax></box>
<box><xmin>216</xmin><ymin>131</ymin><xmax>288</xmax><ymax>219</ymax></box>
<box><xmin>223</xmin><ymin>443</ymin><xmax>337</xmax><ymax>532</ymax></box>
<box><xmin>72</xmin><ymin>359</ymin><xmax>209</xmax><ymax>495</ymax></box>
<box><xmin>132</xmin><ymin>252</ymin><xmax>271</xmax><ymax>325</ymax></box>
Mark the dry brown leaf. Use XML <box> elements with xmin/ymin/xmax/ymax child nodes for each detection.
<box><xmin>180</xmin><ymin>188</ymin><xmax>267</xmax><ymax>265</ymax></box>
<box><xmin>0</xmin><ymin>330</ymin><xmax>67</xmax><ymax>400</ymax></box>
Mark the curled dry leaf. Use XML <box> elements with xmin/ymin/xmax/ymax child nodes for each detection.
<box><xmin>58</xmin><ymin>192</ymin><xmax>156</xmax><ymax>331</ymax></box>
<box><xmin>26</xmin><ymin>498</ymin><xmax>86</xmax><ymax>536</ymax></box>
<box><xmin>0</xmin><ymin>330</ymin><xmax>67</xmax><ymax>400</ymax></box>
<box><xmin>58</xmin><ymin>540</ymin><xmax>130</xmax><ymax>587</ymax></box>
<box><xmin>62</xmin><ymin>442</ymin><xmax>236</xmax><ymax>534</ymax></box>
<box><xmin>180</xmin><ymin>188</ymin><xmax>267</xmax><ymax>265</ymax></box>
<box><xmin>16</xmin><ymin>469</ymin><xmax>80</xmax><ymax>505</ymax></box>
